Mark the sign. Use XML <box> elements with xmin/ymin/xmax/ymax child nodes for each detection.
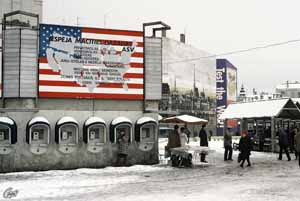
<box><xmin>39</xmin><ymin>24</ymin><xmax>144</xmax><ymax>100</ymax></box>
<box><xmin>216</xmin><ymin>62</ymin><xmax>227</xmax><ymax>135</ymax></box>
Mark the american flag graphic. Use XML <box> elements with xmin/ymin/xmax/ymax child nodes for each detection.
<box><xmin>39</xmin><ymin>24</ymin><xmax>144</xmax><ymax>100</ymax></box>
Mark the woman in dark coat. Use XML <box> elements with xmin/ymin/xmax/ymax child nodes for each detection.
<box><xmin>238</xmin><ymin>132</ymin><xmax>252</xmax><ymax>168</ymax></box>
<box><xmin>199</xmin><ymin>124</ymin><xmax>208</xmax><ymax>163</ymax></box>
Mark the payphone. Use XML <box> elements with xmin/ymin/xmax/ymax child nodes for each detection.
<box><xmin>110</xmin><ymin>117</ymin><xmax>132</xmax><ymax>143</ymax></box>
<box><xmin>55</xmin><ymin>117</ymin><xmax>79</xmax><ymax>154</ymax></box>
<box><xmin>83</xmin><ymin>117</ymin><xmax>106</xmax><ymax>153</ymax></box>
<box><xmin>26</xmin><ymin>117</ymin><xmax>51</xmax><ymax>155</ymax></box>
<box><xmin>0</xmin><ymin>117</ymin><xmax>17</xmax><ymax>155</ymax></box>
<box><xmin>135</xmin><ymin>117</ymin><xmax>157</xmax><ymax>151</ymax></box>
<box><xmin>109</xmin><ymin>117</ymin><xmax>132</xmax><ymax>143</ymax></box>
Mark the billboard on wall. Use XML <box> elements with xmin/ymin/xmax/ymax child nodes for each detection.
<box><xmin>162</xmin><ymin>38</ymin><xmax>216</xmax><ymax>98</ymax></box>
<box><xmin>39</xmin><ymin>24</ymin><xmax>144</xmax><ymax>100</ymax></box>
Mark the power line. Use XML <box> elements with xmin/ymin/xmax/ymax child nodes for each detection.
<box><xmin>163</xmin><ymin>38</ymin><xmax>300</xmax><ymax>64</ymax></box>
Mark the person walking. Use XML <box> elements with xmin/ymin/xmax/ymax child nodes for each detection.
<box><xmin>224</xmin><ymin>127</ymin><xmax>233</xmax><ymax>161</ymax></box>
<box><xmin>294</xmin><ymin>128</ymin><xmax>300</xmax><ymax>167</ymax></box>
<box><xmin>278</xmin><ymin>128</ymin><xmax>291</xmax><ymax>161</ymax></box>
<box><xmin>199</xmin><ymin>124</ymin><xmax>208</xmax><ymax>163</ymax></box>
<box><xmin>238</xmin><ymin>132</ymin><xmax>252</xmax><ymax>168</ymax></box>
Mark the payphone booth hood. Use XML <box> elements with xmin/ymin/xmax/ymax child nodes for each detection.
<box><xmin>55</xmin><ymin>117</ymin><xmax>79</xmax><ymax>144</ymax></box>
<box><xmin>135</xmin><ymin>117</ymin><xmax>157</xmax><ymax>142</ymax></box>
<box><xmin>83</xmin><ymin>117</ymin><xmax>106</xmax><ymax>144</ymax></box>
<box><xmin>26</xmin><ymin>117</ymin><xmax>50</xmax><ymax>144</ymax></box>
<box><xmin>109</xmin><ymin>117</ymin><xmax>132</xmax><ymax>143</ymax></box>
<box><xmin>0</xmin><ymin>117</ymin><xmax>17</xmax><ymax>144</ymax></box>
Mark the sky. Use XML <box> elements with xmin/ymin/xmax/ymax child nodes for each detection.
<box><xmin>43</xmin><ymin>0</ymin><xmax>300</xmax><ymax>94</ymax></box>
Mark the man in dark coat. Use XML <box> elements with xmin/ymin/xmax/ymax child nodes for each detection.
<box><xmin>166</xmin><ymin>125</ymin><xmax>181</xmax><ymax>150</ymax></box>
<box><xmin>278</xmin><ymin>128</ymin><xmax>291</xmax><ymax>161</ymax></box>
<box><xmin>224</xmin><ymin>127</ymin><xmax>233</xmax><ymax>161</ymax></box>
<box><xmin>239</xmin><ymin>132</ymin><xmax>252</xmax><ymax>168</ymax></box>
<box><xmin>199</xmin><ymin>124</ymin><xmax>208</xmax><ymax>162</ymax></box>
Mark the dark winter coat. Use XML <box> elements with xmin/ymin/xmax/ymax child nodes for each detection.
<box><xmin>199</xmin><ymin>128</ymin><xmax>208</xmax><ymax>147</ymax></box>
<box><xmin>224</xmin><ymin>130</ymin><xmax>233</xmax><ymax>147</ymax></box>
<box><xmin>166</xmin><ymin>129</ymin><xmax>181</xmax><ymax>149</ymax></box>
<box><xmin>279</xmin><ymin>128</ymin><xmax>289</xmax><ymax>147</ymax></box>
<box><xmin>239</xmin><ymin>135</ymin><xmax>252</xmax><ymax>159</ymax></box>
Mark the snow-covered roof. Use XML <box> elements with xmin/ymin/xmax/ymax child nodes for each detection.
<box><xmin>136</xmin><ymin>117</ymin><xmax>157</xmax><ymax>125</ymax></box>
<box><xmin>28</xmin><ymin>116</ymin><xmax>50</xmax><ymax>126</ymax></box>
<box><xmin>276</xmin><ymin>83</ymin><xmax>300</xmax><ymax>90</ymax></box>
<box><xmin>0</xmin><ymin>117</ymin><xmax>15</xmax><ymax>125</ymax></box>
<box><xmin>158</xmin><ymin>114</ymin><xmax>163</xmax><ymax>121</ymax></box>
<box><xmin>85</xmin><ymin>117</ymin><xmax>105</xmax><ymax>126</ymax></box>
<box><xmin>219</xmin><ymin>98</ymin><xmax>300</xmax><ymax>120</ymax></box>
<box><xmin>111</xmin><ymin>117</ymin><xmax>132</xmax><ymax>126</ymax></box>
<box><xmin>57</xmin><ymin>116</ymin><xmax>78</xmax><ymax>126</ymax></box>
<box><xmin>161</xmin><ymin>114</ymin><xmax>208</xmax><ymax>124</ymax></box>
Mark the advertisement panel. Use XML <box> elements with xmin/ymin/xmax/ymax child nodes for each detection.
<box><xmin>227</xmin><ymin>66</ymin><xmax>237</xmax><ymax>103</ymax></box>
<box><xmin>162</xmin><ymin>38</ymin><xmax>216</xmax><ymax>98</ymax></box>
<box><xmin>216</xmin><ymin>59</ymin><xmax>227</xmax><ymax>136</ymax></box>
<box><xmin>39</xmin><ymin>24</ymin><xmax>144</xmax><ymax>100</ymax></box>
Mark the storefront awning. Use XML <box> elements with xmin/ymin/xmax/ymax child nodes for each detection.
<box><xmin>219</xmin><ymin>98</ymin><xmax>300</xmax><ymax>120</ymax></box>
<box><xmin>160</xmin><ymin>114</ymin><xmax>208</xmax><ymax>125</ymax></box>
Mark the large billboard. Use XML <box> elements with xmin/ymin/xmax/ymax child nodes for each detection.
<box><xmin>216</xmin><ymin>59</ymin><xmax>237</xmax><ymax>135</ymax></box>
<box><xmin>39</xmin><ymin>24</ymin><xmax>144</xmax><ymax>100</ymax></box>
<box><xmin>162</xmin><ymin>38</ymin><xmax>216</xmax><ymax>98</ymax></box>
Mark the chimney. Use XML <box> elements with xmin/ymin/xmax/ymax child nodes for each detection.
<box><xmin>180</xmin><ymin>33</ymin><xmax>185</xmax><ymax>43</ymax></box>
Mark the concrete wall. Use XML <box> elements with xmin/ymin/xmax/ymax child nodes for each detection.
<box><xmin>0</xmin><ymin>98</ymin><xmax>159</xmax><ymax>173</ymax></box>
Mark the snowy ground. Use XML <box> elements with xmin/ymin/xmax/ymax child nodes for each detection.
<box><xmin>0</xmin><ymin>139</ymin><xmax>299</xmax><ymax>201</ymax></box>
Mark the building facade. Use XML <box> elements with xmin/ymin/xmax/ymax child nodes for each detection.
<box><xmin>0</xmin><ymin>17</ymin><xmax>163</xmax><ymax>172</ymax></box>
<box><xmin>276</xmin><ymin>81</ymin><xmax>300</xmax><ymax>98</ymax></box>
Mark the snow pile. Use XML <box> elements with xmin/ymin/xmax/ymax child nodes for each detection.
<box><xmin>85</xmin><ymin>117</ymin><xmax>105</xmax><ymax>126</ymax></box>
<box><xmin>28</xmin><ymin>116</ymin><xmax>50</xmax><ymax>126</ymax></box>
<box><xmin>111</xmin><ymin>117</ymin><xmax>132</xmax><ymax>125</ymax></box>
<box><xmin>57</xmin><ymin>116</ymin><xmax>78</xmax><ymax>125</ymax></box>
<box><xmin>0</xmin><ymin>117</ymin><xmax>14</xmax><ymax>125</ymax></box>
<box><xmin>136</xmin><ymin>117</ymin><xmax>156</xmax><ymax>125</ymax></box>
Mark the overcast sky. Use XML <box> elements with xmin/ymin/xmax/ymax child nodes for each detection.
<box><xmin>44</xmin><ymin>0</ymin><xmax>300</xmax><ymax>94</ymax></box>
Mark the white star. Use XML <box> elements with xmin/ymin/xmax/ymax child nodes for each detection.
<box><xmin>71</xmin><ymin>29</ymin><xmax>73</xmax><ymax>32</ymax></box>
<box><xmin>57</xmin><ymin>27</ymin><xmax>60</xmax><ymax>30</ymax></box>
<box><xmin>50</xmin><ymin>27</ymin><xmax>53</xmax><ymax>30</ymax></box>
<box><xmin>43</xmin><ymin>27</ymin><xmax>46</xmax><ymax>30</ymax></box>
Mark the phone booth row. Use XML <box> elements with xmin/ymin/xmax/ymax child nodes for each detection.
<box><xmin>0</xmin><ymin>116</ymin><xmax>157</xmax><ymax>155</ymax></box>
